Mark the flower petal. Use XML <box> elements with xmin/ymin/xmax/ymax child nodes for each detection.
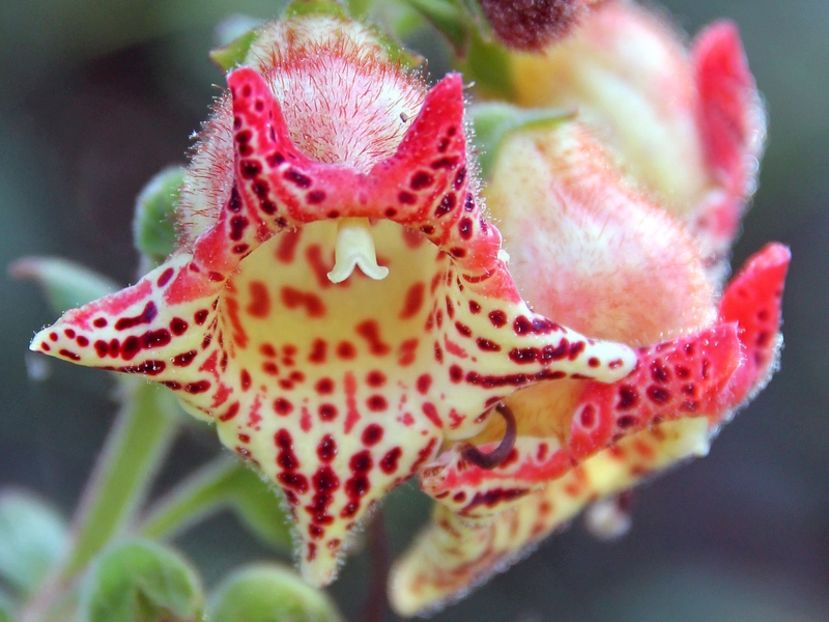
<box><xmin>718</xmin><ymin>242</ymin><xmax>790</xmax><ymax>407</ymax></box>
<box><xmin>485</xmin><ymin>121</ymin><xmax>716</xmax><ymax>345</ymax></box>
<box><xmin>390</xmin><ymin>417</ymin><xmax>711</xmax><ymax>617</ymax></box>
<box><xmin>690</xmin><ymin>21</ymin><xmax>766</xmax><ymax>265</ymax></box>
<box><xmin>419</xmin><ymin>323</ymin><xmax>742</xmax><ymax>518</ymax></box>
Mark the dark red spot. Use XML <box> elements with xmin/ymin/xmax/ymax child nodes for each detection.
<box><xmin>115</xmin><ymin>301</ymin><xmax>157</xmax><ymax>331</ymax></box>
<box><xmin>410</xmin><ymin>170</ymin><xmax>434</xmax><ymax>190</ymax></box>
<box><xmin>458</xmin><ymin>217</ymin><xmax>473</xmax><ymax>239</ymax></box>
<box><xmin>185</xmin><ymin>380</ymin><xmax>210</xmax><ymax>394</ymax></box>
<box><xmin>316</xmin><ymin>378</ymin><xmax>334</xmax><ymax>394</ymax></box>
<box><xmin>617</xmin><ymin>385</ymin><xmax>639</xmax><ymax>409</ymax></box>
<box><xmin>650</xmin><ymin>360</ymin><xmax>671</xmax><ymax>383</ymax></box>
<box><xmin>194</xmin><ymin>310</ymin><xmax>209</xmax><ymax>325</ymax></box>
<box><xmin>319</xmin><ymin>403</ymin><xmax>338</xmax><ymax>421</ymax></box>
<box><xmin>169</xmin><ymin>317</ymin><xmax>188</xmax><ymax>336</ymax></box>
<box><xmin>318</xmin><ymin>435</ymin><xmax>337</xmax><ymax>462</ymax></box>
<box><xmin>337</xmin><ymin>341</ymin><xmax>355</xmax><ymax>359</ymax></box>
<box><xmin>173</xmin><ymin>350</ymin><xmax>197</xmax><ymax>367</ymax></box>
<box><xmin>489</xmin><ymin>310</ymin><xmax>507</xmax><ymax>327</ymax></box>
<box><xmin>435</xmin><ymin>193</ymin><xmax>456</xmax><ymax>217</ymax></box>
<box><xmin>273</xmin><ymin>398</ymin><xmax>294</xmax><ymax>415</ymax></box>
<box><xmin>307</xmin><ymin>189</ymin><xmax>326</xmax><ymax>204</ymax></box>
<box><xmin>647</xmin><ymin>385</ymin><xmax>671</xmax><ymax>404</ymax></box>
<box><xmin>284</xmin><ymin>168</ymin><xmax>311</xmax><ymax>188</ymax></box>
<box><xmin>380</xmin><ymin>447</ymin><xmax>402</xmax><ymax>474</ymax></box>
<box><xmin>367</xmin><ymin>395</ymin><xmax>387</xmax><ymax>411</ymax></box>
<box><xmin>416</xmin><ymin>374</ymin><xmax>432</xmax><ymax>394</ymax></box>
<box><xmin>362</xmin><ymin>424</ymin><xmax>383</xmax><ymax>446</ymax></box>
<box><xmin>157</xmin><ymin>268</ymin><xmax>174</xmax><ymax>287</ymax></box>
<box><xmin>580</xmin><ymin>405</ymin><xmax>596</xmax><ymax>427</ymax></box>
<box><xmin>398</xmin><ymin>191</ymin><xmax>416</xmax><ymax>205</ymax></box>
<box><xmin>367</xmin><ymin>370</ymin><xmax>386</xmax><ymax>387</ymax></box>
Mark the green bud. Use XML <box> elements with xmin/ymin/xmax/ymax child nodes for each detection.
<box><xmin>132</xmin><ymin>166</ymin><xmax>184</xmax><ymax>267</ymax></box>
<box><xmin>208</xmin><ymin>564</ymin><xmax>343</xmax><ymax>622</ymax></box>
<box><xmin>81</xmin><ymin>540</ymin><xmax>203</xmax><ymax>622</ymax></box>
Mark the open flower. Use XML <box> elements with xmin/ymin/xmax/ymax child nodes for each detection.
<box><xmin>29</xmin><ymin>13</ymin><xmax>637</xmax><ymax>587</ymax></box>
<box><xmin>388</xmin><ymin>3</ymin><xmax>788</xmax><ymax>615</ymax></box>
<box><xmin>27</xmin><ymin>4</ymin><xmax>788</xmax><ymax>617</ymax></box>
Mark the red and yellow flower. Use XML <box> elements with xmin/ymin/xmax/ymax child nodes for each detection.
<box><xmin>29</xmin><ymin>2</ymin><xmax>788</xmax><ymax>616</ymax></box>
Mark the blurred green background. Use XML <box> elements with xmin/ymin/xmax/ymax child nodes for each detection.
<box><xmin>1</xmin><ymin>1</ymin><xmax>827</xmax><ymax>620</ymax></box>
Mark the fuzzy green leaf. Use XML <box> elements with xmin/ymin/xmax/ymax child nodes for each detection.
<box><xmin>140</xmin><ymin>459</ymin><xmax>292</xmax><ymax>552</ymax></box>
<box><xmin>0</xmin><ymin>490</ymin><xmax>69</xmax><ymax>596</ymax></box>
<box><xmin>210</xmin><ymin>30</ymin><xmax>258</xmax><ymax>71</ymax></box>
<box><xmin>81</xmin><ymin>540</ymin><xmax>202</xmax><ymax>622</ymax></box>
<box><xmin>10</xmin><ymin>257</ymin><xmax>118</xmax><ymax>315</ymax></box>
<box><xmin>208</xmin><ymin>564</ymin><xmax>343</xmax><ymax>622</ymax></box>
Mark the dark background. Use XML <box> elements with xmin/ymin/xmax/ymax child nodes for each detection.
<box><xmin>1</xmin><ymin>1</ymin><xmax>827</xmax><ymax>620</ymax></box>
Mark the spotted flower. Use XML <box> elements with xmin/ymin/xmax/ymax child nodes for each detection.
<box><xmin>388</xmin><ymin>3</ymin><xmax>788</xmax><ymax>616</ymax></box>
<box><xmin>29</xmin><ymin>14</ymin><xmax>636</xmax><ymax>586</ymax></box>
<box><xmin>28</xmin><ymin>4</ymin><xmax>788</xmax><ymax>618</ymax></box>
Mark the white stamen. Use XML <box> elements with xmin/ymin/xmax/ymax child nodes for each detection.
<box><xmin>327</xmin><ymin>218</ymin><xmax>389</xmax><ymax>284</ymax></box>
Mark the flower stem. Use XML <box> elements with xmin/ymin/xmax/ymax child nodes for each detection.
<box><xmin>21</xmin><ymin>380</ymin><xmax>179</xmax><ymax>621</ymax></box>
<box><xmin>139</xmin><ymin>457</ymin><xmax>240</xmax><ymax>540</ymax></box>
<box><xmin>64</xmin><ymin>381</ymin><xmax>179</xmax><ymax>575</ymax></box>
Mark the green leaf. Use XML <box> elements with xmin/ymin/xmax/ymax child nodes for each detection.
<box><xmin>10</xmin><ymin>257</ymin><xmax>118</xmax><ymax>314</ymax></box>
<box><xmin>81</xmin><ymin>540</ymin><xmax>203</xmax><ymax>622</ymax></box>
<box><xmin>210</xmin><ymin>29</ymin><xmax>258</xmax><ymax>72</ymax></box>
<box><xmin>470</xmin><ymin>102</ymin><xmax>574</xmax><ymax>178</ymax></box>
<box><xmin>0</xmin><ymin>490</ymin><xmax>69</xmax><ymax>596</ymax></box>
<box><xmin>283</xmin><ymin>0</ymin><xmax>349</xmax><ymax>20</ymax></box>
<box><xmin>459</xmin><ymin>29</ymin><xmax>515</xmax><ymax>99</ymax></box>
<box><xmin>140</xmin><ymin>459</ymin><xmax>292</xmax><ymax>552</ymax></box>
<box><xmin>132</xmin><ymin>166</ymin><xmax>184</xmax><ymax>266</ymax></box>
<box><xmin>227</xmin><ymin>467</ymin><xmax>293</xmax><ymax>550</ymax></box>
<box><xmin>208</xmin><ymin>564</ymin><xmax>343</xmax><ymax>622</ymax></box>
<box><xmin>403</xmin><ymin>0</ymin><xmax>470</xmax><ymax>52</ymax></box>
<box><xmin>0</xmin><ymin>589</ymin><xmax>14</xmax><ymax>622</ymax></box>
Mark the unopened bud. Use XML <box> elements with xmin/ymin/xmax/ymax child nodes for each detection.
<box><xmin>480</xmin><ymin>0</ymin><xmax>585</xmax><ymax>51</ymax></box>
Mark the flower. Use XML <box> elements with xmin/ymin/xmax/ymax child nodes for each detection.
<box><xmin>501</xmin><ymin>0</ymin><xmax>766</xmax><ymax>277</ymax></box>
<box><xmin>387</xmin><ymin>2</ymin><xmax>788</xmax><ymax>615</ymax></box>
<box><xmin>27</xmin><ymin>3</ymin><xmax>789</xmax><ymax>617</ymax></box>
<box><xmin>28</xmin><ymin>13</ymin><xmax>637</xmax><ymax>587</ymax></box>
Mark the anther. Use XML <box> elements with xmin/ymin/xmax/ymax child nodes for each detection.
<box><xmin>460</xmin><ymin>402</ymin><xmax>516</xmax><ymax>469</ymax></box>
<box><xmin>327</xmin><ymin>218</ymin><xmax>390</xmax><ymax>284</ymax></box>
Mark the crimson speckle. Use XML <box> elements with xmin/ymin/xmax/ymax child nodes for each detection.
<box><xmin>273</xmin><ymin>398</ymin><xmax>294</xmax><ymax>415</ymax></box>
<box><xmin>380</xmin><ymin>447</ymin><xmax>402</xmax><ymax>474</ymax></box>
<box><xmin>489</xmin><ymin>310</ymin><xmax>507</xmax><ymax>327</ymax></box>
<box><xmin>361</xmin><ymin>424</ymin><xmax>384</xmax><ymax>446</ymax></box>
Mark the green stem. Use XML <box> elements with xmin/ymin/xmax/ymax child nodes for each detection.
<box><xmin>21</xmin><ymin>380</ymin><xmax>179</xmax><ymax>622</ymax></box>
<box><xmin>139</xmin><ymin>457</ymin><xmax>239</xmax><ymax>540</ymax></box>
<box><xmin>64</xmin><ymin>381</ymin><xmax>180</xmax><ymax>576</ymax></box>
